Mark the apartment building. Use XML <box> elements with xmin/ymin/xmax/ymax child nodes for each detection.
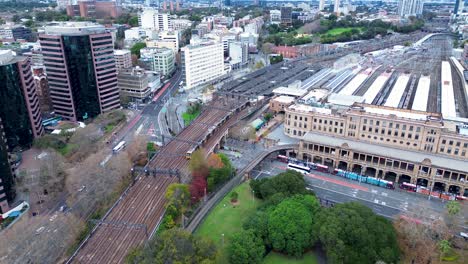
<box><xmin>0</xmin><ymin>25</ymin><xmax>34</xmax><ymax>41</ymax></box>
<box><xmin>114</xmin><ymin>49</ymin><xmax>132</xmax><ymax>71</ymax></box>
<box><xmin>398</xmin><ymin>0</ymin><xmax>423</xmax><ymax>18</ymax></box>
<box><xmin>285</xmin><ymin>103</ymin><xmax>468</xmax><ymax>196</ymax></box>
<box><xmin>39</xmin><ymin>23</ymin><xmax>120</xmax><ymax>121</ymax></box>
<box><xmin>139</xmin><ymin>47</ymin><xmax>175</xmax><ymax>77</ymax></box>
<box><xmin>171</xmin><ymin>19</ymin><xmax>193</xmax><ymax>31</ymax></box>
<box><xmin>181</xmin><ymin>41</ymin><xmax>224</xmax><ymax>89</ymax></box>
<box><xmin>66</xmin><ymin>0</ymin><xmax>122</xmax><ymax>18</ymax></box>
<box><xmin>139</xmin><ymin>9</ymin><xmax>171</xmax><ymax>31</ymax></box>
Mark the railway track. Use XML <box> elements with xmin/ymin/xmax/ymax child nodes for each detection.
<box><xmin>69</xmin><ymin>96</ymin><xmax>253</xmax><ymax>263</ymax></box>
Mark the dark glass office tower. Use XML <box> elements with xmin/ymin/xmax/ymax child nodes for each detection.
<box><xmin>39</xmin><ymin>23</ymin><xmax>120</xmax><ymax>122</ymax></box>
<box><xmin>0</xmin><ymin>50</ymin><xmax>43</xmax><ymax>211</ymax></box>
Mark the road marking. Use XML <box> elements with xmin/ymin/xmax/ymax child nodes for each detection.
<box><xmin>135</xmin><ymin>124</ymin><xmax>143</xmax><ymax>135</ymax></box>
<box><xmin>381</xmin><ymin>192</ymin><xmax>388</xmax><ymax>197</ymax></box>
<box><xmin>374</xmin><ymin>199</ymin><xmax>379</xmax><ymax>204</ymax></box>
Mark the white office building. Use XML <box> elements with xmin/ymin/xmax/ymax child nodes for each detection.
<box><xmin>270</xmin><ymin>10</ymin><xmax>281</xmax><ymax>25</ymax></box>
<box><xmin>229</xmin><ymin>41</ymin><xmax>248</xmax><ymax>69</ymax></box>
<box><xmin>139</xmin><ymin>9</ymin><xmax>171</xmax><ymax>31</ymax></box>
<box><xmin>171</xmin><ymin>19</ymin><xmax>193</xmax><ymax>31</ymax></box>
<box><xmin>181</xmin><ymin>41</ymin><xmax>225</xmax><ymax>89</ymax></box>
<box><xmin>398</xmin><ymin>0</ymin><xmax>424</xmax><ymax>17</ymax></box>
<box><xmin>114</xmin><ymin>49</ymin><xmax>132</xmax><ymax>71</ymax></box>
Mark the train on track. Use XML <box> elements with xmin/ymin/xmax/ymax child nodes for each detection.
<box><xmin>333</xmin><ymin>169</ymin><xmax>395</xmax><ymax>189</ymax></box>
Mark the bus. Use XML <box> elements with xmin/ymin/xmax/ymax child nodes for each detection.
<box><xmin>399</xmin><ymin>182</ymin><xmax>417</xmax><ymax>192</ymax></box>
<box><xmin>310</xmin><ymin>163</ymin><xmax>329</xmax><ymax>173</ymax></box>
<box><xmin>287</xmin><ymin>163</ymin><xmax>310</xmax><ymax>174</ymax></box>
<box><xmin>113</xmin><ymin>141</ymin><xmax>126</xmax><ymax>153</ymax></box>
<box><xmin>277</xmin><ymin>155</ymin><xmax>289</xmax><ymax>163</ymax></box>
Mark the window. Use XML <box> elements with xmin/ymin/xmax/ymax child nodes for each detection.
<box><xmin>416</xmin><ymin>127</ymin><xmax>421</xmax><ymax>132</ymax></box>
<box><xmin>304</xmin><ymin>117</ymin><xmax>308</xmax><ymax>122</ymax></box>
<box><xmin>449</xmin><ymin>140</ymin><xmax>453</xmax><ymax>146</ymax></box>
<box><xmin>376</xmin><ymin>121</ymin><xmax>380</xmax><ymax>126</ymax></box>
<box><xmin>363</xmin><ymin>119</ymin><xmax>367</xmax><ymax>124</ymax></box>
<box><xmin>456</xmin><ymin>142</ymin><xmax>460</xmax><ymax>147</ymax></box>
<box><xmin>442</xmin><ymin>139</ymin><xmax>446</xmax><ymax>144</ymax></box>
<box><xmin>409</xmin><ymin>126</ymin><xmax>414</xmax><ymax>131</ymax></box>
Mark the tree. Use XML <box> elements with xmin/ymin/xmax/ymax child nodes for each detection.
<box><xmin>254</xmin><ymin>61</ymin><xmax>264</xmax><ymax>69</ymax></box>
<box><xmin>128</xmin><ymin>16</ymin><xmax>139</xmax><ymax>27</ymax></box>
<box><xmin>190</xmin><ymin>170</ymin><xmax>207</xmax><ymax>203</ymax></box>
<box><xmin>230</xmin><ymin>191</ymin><xmax>238</xmax><ymax>203</ymax></box>
<box><xmin>315</xmin><ymin>202</ymin><xmax>400</xmax><ymax>264</ymax></box>
<box><xmin>267</xmin><ymin>195</ymin><xmax>319</xmax><ymax>257</ymax></box>
<box><xmin>188</xmin><ymin>149</ymin><xmax>208</xmax><ymax>173</ymax></box>
<box><xmin>438</xmin><ymin>239</ymin><xmax>451</xmax><ymax>261</ymax></box>
<box><xmin>261</xmin><ymin>42</ymin><xmax>275</xmax><ymax>55</ymax></box>
<box><xmin>165</xmin><ymin>183</ymin><xmax>190</xmax><ymax>219</ymax></box>
<box><xmin>126</xmin><ymin>228</ymin><xmax>218</xmax><ymax>264</ymax></box>
<box><xmin>207</xmin><ymin>153</ymin><xmax>224</xmax><ymax>169</ymax></box>
<box><xmin>12</xmin><ymin>15</ymin><xmax>20</xmax><ymax>23</ymax></box>
<box><xmin>130</xmin><ymin>42</ymin><xmax>146</xmax><ymax>58</ymax></box>
<box><xmin>446</xmin><ymin>201</ymin><xmax>461</xmax><ymax>216</ymax></box>
<box><xmin>269</xmin><ymin>54</ymin><xmax>283</xmax><ymax>65</ymax></box>
<box><xmin>228</xmin><ymin>230</ymin><xmax>265</xmax><ymax>264</ymax></box>
<box><xmin>250</xmin><ymin>170</ymin><xmax>307</xmax><ymax>200</ymax></box>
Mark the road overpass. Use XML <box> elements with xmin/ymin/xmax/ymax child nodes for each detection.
<box><xmin>185</xmin><ymin>143</ymin><xmax>298</xmax><ymax>233</ymax></box>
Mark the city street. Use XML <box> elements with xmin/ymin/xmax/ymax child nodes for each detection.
<box><xmin>253</xmin><ymin>159</ymin><xmax>465</xmax><ymax>222</ymax></box>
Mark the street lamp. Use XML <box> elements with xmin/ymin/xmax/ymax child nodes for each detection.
<box><xmin>221</xmin><ymin>233</ymin><xmax>225</xmax><ymax>247</ymax></box>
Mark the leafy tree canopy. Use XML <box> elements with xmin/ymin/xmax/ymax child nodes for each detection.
<box><xmin>267</xmin><ymin>195</ymin><xmax>319</xmax><ymax>257</ymax></box>
<box><xmin>250</xmin><ymin>170</ymin><xmax>307</xmax><ymax>200</ymax></box>
<box><xmin>228</xmin><ymin>229</ymin><xmax>265</xmax><ymax>264</ymax></box>
<box><xmin>125</xmin><ymin>228</ymin><xmax>218</xmax><ymax>264</ymax></box>
<box><xmin>314</xmin><ymin>202</ymin><xmax>400</xmax><ymax>264</ymax></box>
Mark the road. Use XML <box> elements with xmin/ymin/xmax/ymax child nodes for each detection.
<box><xmin>253</xmin><ymin>160</ymin><xmax>457</xmax><ymax>222</ymax></box>
<box><xmin>113</xmin><ymin>70</ymin><xmax>183</xmax><ymax>146</ymax></box>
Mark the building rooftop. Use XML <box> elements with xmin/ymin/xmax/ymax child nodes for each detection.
<box><xmin>44</xmin><ymin>22</ymin><xmax>107</xmax><ymax>35</ymax></box>
<box><xmin>114</xmin><ymin>49</ymin><xmax>130</xmax><ymax>55</ymax></box>
<box><xmin>328</xmin><ymin>93</ymin><xmax>365</xmax><ymax>107</ymax></box>
<box><xmin>288</xmin><ymin>104</ymin><xmax>332</xmax><ymax>115</ymax></box>
<box><xmin>0</xmin><ymin>50</ymin><xmax>24</xmax><ymax>66</ymax></box>
<box><xmin>273</xmin><ymin>95</ymin><xmax>296</xmax><ymax>104</ymax></box>
<box><xmin>302</xmin><ymin>132</ymin><xmax>468</xmax><ymax>172</ymax></box>
<box><xmin>272</xmin><ymin>86</ymin><xmax>307</xmax><ymax>97</ymax></box>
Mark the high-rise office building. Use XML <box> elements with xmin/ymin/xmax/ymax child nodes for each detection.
<box><xmin>39</xmin><ymin>23</ymin><xmax>120</xmax><ymax>121</ymax></box>
<box><xmin>0</xmin><ymin>50</ymin><xmax>44</xmax><ymax>210</ymax></box>
<box><xmin>139</xmin><ymin>9</ymin><xmax>171</xmax><ymax>31</ymax></box>
<box><xmin>334</xmin><ymin>0</ymin><xmax>340</xmax><ymax>14</ymax></box>
<box><xmin>280</xmin><ymin>7</ymin><xmax>292</xmax><ymax>26</ymax></box>
<box><xmin>319</xmin><ymin>0</ymin><xmax>325</xmax><ymax>11</ymax></box>
<box><xmin>398</xmin><ymin>0</ymin><xmax>424</xmax><ymax>18</ymax></box>
<box><xmin>0</xmin><ymin>119</ymin><xmax>13</xmax><ymax>213</ymax></box>
<box><xmin>454</xmin><ymin>0</ymin><xmax>465</xmax><ymax>15</ymax></box>
<box><xmin>0</xmin><ymin>50</ymin><xmax>43</xmax><ymax>147</ymax></box>
<box><xmin>181</xmin><ymin>41</ymin><xmax>224</xmax><ymax>89</ymax></box>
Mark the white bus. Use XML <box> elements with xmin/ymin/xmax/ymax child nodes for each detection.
<box><xmin>113</xmin><ymin>141</ymin><xmax>126</xmax><ymax>153</ymax></box>
<box><xmin>287</xmin><ymin>163</ymin><xmax>311</xmax><ymax>174</ymax></box>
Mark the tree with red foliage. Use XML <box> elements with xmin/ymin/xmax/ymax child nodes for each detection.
<box><xmin>190</xmin><ymin>169</ymin><xmax>208</xmax><ymax>203</ymax></box>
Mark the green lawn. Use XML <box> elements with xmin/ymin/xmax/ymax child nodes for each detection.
<box><xmin>195</xmin><ymin>182</ymin><xmax>262</xmax><ymax>263</ymax></box>
<box><xmin>326</xmin><ymin>27</ymin><xmax>363</xmax><ymax>36</ymax></box>
<box><xmin>263</xmin><ymin>251</ymin><xmax>319</xmax><ymax>264</ymax></box>
<box><xmin>182</xmin><ymin>110</ymin><xmax>200</xmax><ymax>126</ymax></box>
